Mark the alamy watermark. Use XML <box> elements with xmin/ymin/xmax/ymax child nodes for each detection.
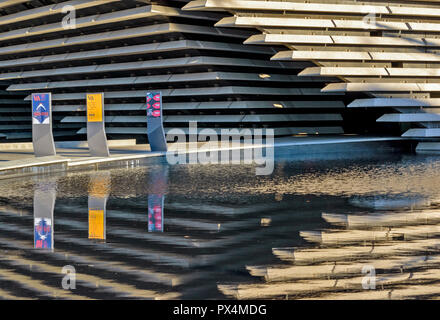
<box><xmin>166</xmin><ymin>122</ymin><xmax>275</xmax><ymax>176</ymax></box>
<box><xmin>62</xmin><ymin>5</ymin><xmax>76</xmax><ymax>30</ymax></box>
<box><xmin>361</xmin><ymin>5</ymin><xmax>378</xmax><ymax>30</ymax></box>
<box><xmin>62</xmin><ymin>265</ymin><xmax>76</xmax><ymax>290</ymax></box>
<box><xmin>362</xmin><ymin>265</ymin><xmax>376</xmax><ymax>290</ymax></box>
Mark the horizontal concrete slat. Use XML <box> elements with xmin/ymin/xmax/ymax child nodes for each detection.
<box><xmin>7</xmin><ymin>72</ymin><xmax>325</xmax><ymax>91</ymax></box>
<box><xmin>2</xmin><ymin>57</ymin><xmax>305</xmax><ymax>81</ymax></box>
<box><xmin>76</xmin><ymin>126</ymin><xmax>344</xmax><ymax>135</ymax></box>
<box><xmin>0</xmin><ymin>23</ymin><xmax>252</xmax><ymax>57</ymax></box>
<box><xmin>0</xmin><ymin>40</ymin><xmax>276</xmax><ymax>69</ymax></box>
<box><xmin>26</xmin><ymin>86</ymin><xmax>340</xmax><ymax>101</ymax></box>
<box><xmin>378</xmin><ymin>113</ymin><xmax>440</xmax><ymax>122</ymax></box>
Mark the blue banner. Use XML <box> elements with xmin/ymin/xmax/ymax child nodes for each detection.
<box><xmin>32</xmin><ymin>93</ymin><xmax>51</xmax><ymax>125</ymax></box>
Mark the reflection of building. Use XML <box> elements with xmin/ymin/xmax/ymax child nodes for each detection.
<box><xmin>218</xmin><ymin>209</ymin><xmax>440</xmax><ymax>300</ymax></box>
<box><xmin>349</xmin><ymin>195</ymin><xmax>432</xmax><ymax>211</ymax></box>
<box><xmin>0</xmin><ymin>0</ymin><xmax>398</xmax><ymax>144</ymax></box>
<box><xmin>0</xmin><ymin>183</ymin><xmax>335</xmax><ymax>299</ymax></box>
<box><xmin>5</xmin><ymin>164</ymin><xmax>440</xmax><ymax>300</ymax></box>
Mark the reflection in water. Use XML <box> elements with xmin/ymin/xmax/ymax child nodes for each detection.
<box><xmin>219</xmin><ymin>204</ymin><xmax>440</xmax><ymax>300</ymax></box>
<box><xmin>33</xmin><ymin>181</ymin><xmax>56</xmax><ymax>251</ymax></box>
<box><xmin>349</xmin><ymin>195</ymin><xmax>432</xmax><ymax>211</ymax></box>
<box><xmin>88</xmin><ymin>173</ymin><xmax>110</xmax><ymax>242</ymax></box>
<box><xmin>1</xmin><ymin>155</ymin><xmax>440</xmax><ymax>299</ymax></box>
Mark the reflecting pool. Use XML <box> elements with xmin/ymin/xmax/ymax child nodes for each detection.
<box><xmin>1</xmin><ymin>151</ymin><xmax>440</xmax><ymax>299</ymax></box>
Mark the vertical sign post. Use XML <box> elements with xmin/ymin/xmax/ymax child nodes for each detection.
<box><xmin>147</xmin><ymin>92</ymin><xmax>167</xmax><ymax>152</ymax></box>
<box><xmin>32</xmin><ymin>93</ymin><xmax>56</xmax><ymax>157</ymax></box>
<box><xmin>87</xmin><ymin>93</ymin><xmax>110</xmax><ymax>157</ymax></box>
<box><xmin>148</xmin><ymin>166</ymin><xmax>168</xmax><ymax>233</ymax></box>
<box><xmin>34</xmin><ymin>182</ymin><xmax>56</xmax><ymax>251</ymax></box>
<box><xmin>88</xmin><ymin>172</ymin><xmax>110</xmax><ymax>242</ymax></box>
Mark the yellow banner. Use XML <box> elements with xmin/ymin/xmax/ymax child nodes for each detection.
<box><xmin>89</xmin><ymin>209</ymin><xmax>105</xmax><ymax>240</ymax></box>
<box><xmin>87</xmin><ymin>93</ymin><xmax>103</xmax><ymax>122</ymax></box>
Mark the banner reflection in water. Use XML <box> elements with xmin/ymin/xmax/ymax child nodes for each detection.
<box><xmin>33</xmin><ymin>182</ymin><xmax>56</xmax><ymax>251</ymax></box>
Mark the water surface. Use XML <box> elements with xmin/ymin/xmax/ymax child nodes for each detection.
<box><xmin>1</xmin><ymin>152</ymin><xmax>440</xmax><ymax>299</ymax></box>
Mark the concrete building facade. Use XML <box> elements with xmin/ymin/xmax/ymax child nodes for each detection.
<box><xmin>0</xmin><ymin>0</ymin><xmax>414</xmax><ymax>144</ymax></box>
<box><xmin>184</xmin><ymin>0</ymin><xmax>440</xmax><ymax>152</ymax></box>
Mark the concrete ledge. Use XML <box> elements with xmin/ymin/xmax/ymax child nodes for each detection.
<box><xmin>0</xmin><ymin>142</ymin><xmax>33</xmax><ymax>151</ymax></box>
<box><xmin>0</xmin><ymin>139</ymin><xmax>137</xmax><ymax>151</ymax></box>
<box><xmin>416</xmin><ymin>142</ymin><xmax>440</xmax><ymax>154</ymax></box>
<box><xmin>67</xmin><ymin>152</ymin><xmax>165</xmax><ymax>170</ymax></box>
<box><xmin>56</xmin><ymin>139</ymin><xmax>137</xmax><ymax>149</ymax></box>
